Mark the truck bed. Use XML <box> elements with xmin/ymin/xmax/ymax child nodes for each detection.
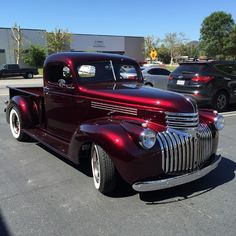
<box><xmin>8</xmin><ymin>86</ymin><xmax>44</xmax><ymax>98</ymax></box>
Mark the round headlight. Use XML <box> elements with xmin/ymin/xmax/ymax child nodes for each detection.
<box><xmin>139</xmin><ymin>129</ymin><xmax>156</xmax><ymax>149</ymax></box>
<box><xmin>214</xmin><ymin>115</ymin><xmax>224</xmax><ymax>130</ymax></box>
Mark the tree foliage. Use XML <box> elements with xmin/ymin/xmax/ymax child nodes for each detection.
<box><xmin>11</xmin><ymin>23</ymin><xmax>23</xmax><ymax>64</ymax></box>
<box><xmin>157</xmin><ymin>45</ymin><xmax>171</xmax><ymax>64</ymax></box>
<box><xmin>200</xmin><ymin>11</ymin><xmax>234</xmax><ymax>59</ymax></box>
<box><xmin>46</xmin><ymin>28</ymin><xmax>72</xmax><ymax>54</ymax></box>
<box><xmin>144</xmin><ymin>35</ymin><xmax>160</xmax><ymax>58</ymax></box>
<box><xmin>163</xmin><ymin>32</ymin><xmax>186</xmax><ymax>64</ymax></box>
<box><xmin>224</xmin><ymin>25</ymin><xmax>236</xmax><ymax>59</ymax></box>
<box><xmin>24</xmin><ymin>45</ymin><xmax>46</xmax><ymax>67</ymax></box>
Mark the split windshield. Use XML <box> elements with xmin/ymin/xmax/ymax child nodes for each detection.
<box><xmin>77</xmin><ymin>61</ymin><xmax>142</xmax><ymax>83</ymax></box>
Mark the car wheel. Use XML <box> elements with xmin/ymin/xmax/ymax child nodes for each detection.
<box><xmin>26</xmin><ymin>73</ymin><xmax>33</xmax><ymax>79</ymax></box>
<box><xmin>145</xmin><ymin>83</ymin><xmax>153</xmax><ymax>87</ymax></box>
<box><xmin>212</xmin><ymin>91</ymin><xmax>229</xmax><ymax>112</ymax></box>
<box><xmin>91</xmin><ymin>144</ymin><xmax>117</xmax><ymax>194</ymax></box>
<box><xmin>9</xmin><ymin>107</ymin><xmax>27</xmax><ymax>141</ymax></box>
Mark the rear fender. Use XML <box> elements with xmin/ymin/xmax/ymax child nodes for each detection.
<box><xmin>6</xmin><ymin>96</ymin><xmax>39</xmax><ymax>128</ymax></box>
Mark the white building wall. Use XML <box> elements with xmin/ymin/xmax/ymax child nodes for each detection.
<box><xmin>0</xmin><ymin>28</ymin><xmax>144</xmax><ymax>64</ymax></box>
<box><xmin>71</xmin><ymin>34</ymin><xmax>125</xmax><ymax>52</ymax></box>
<box><xmin>0</xmin><ymin>28</ymin><xmax>15</xmax><ymax>64</ymax></box>
<box><xmin>124</xmin><ymin>36</ymin><xmax>144</xmax><ymax>62</ymax></box>
<box><xmin>0</xmin><ymin>28</ymin><xmax>46</xmax><ymax>64</ymax></box>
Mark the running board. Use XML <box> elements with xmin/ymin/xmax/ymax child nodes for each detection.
<box><xmin>23</xmin><ymin>128</ymin><xmax>69</xmax><ymax>158</ymax></box>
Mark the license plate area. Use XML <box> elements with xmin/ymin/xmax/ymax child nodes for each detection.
<box><xmin>177</xmin><ymin>80</ymin><xmax>185</xmax><ymax>85</ymax></box>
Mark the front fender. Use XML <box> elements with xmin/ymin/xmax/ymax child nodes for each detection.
<box><xmin>69</xmin><ymin>119</ymin><xmax>163</xmax><ymax>184</ymax></box>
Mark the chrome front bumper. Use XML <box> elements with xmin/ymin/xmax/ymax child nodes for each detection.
<box><xmin>132</xmin><ymin>155</ymin><xmax>221</xmax><ymax>192</ymax></box>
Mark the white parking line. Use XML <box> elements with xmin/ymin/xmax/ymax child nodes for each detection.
<box><xmin>0</xmin><ymin>94</ymin><xmax>8</xmax><ymax>96</ymax></box>
<box><xmin>220</xmin><ymin>111</ymin><xmax>236</xmax><ymax>117</ymax></box>
<box><xmin>222</xmin><ymin>113</ymin><xmax>236</xmax><ymax>117</ymax></box>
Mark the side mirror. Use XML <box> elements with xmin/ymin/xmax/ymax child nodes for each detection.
<box><xmin>63</xmin><ymin>66</ymin><xmax>71</xmax><ymax>78</ymax></box>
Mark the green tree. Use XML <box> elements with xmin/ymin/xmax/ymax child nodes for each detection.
<box><xmin>199</xmin><ymin>11</ymin><xmax>234</xmax><ymax>59</ymax></box>
<box><xmin>144</xmin><ymin>35</ymin><xmax>160</xmax><ymax>59</ymax></box>
<box><xmin>24</xmin><ymin>45</ymin><xmax>46</xmax><ymax>67</ymax></box>
<box><xmin>157</xmin><ymin>45</ymin><xmax>171</xmax><ymax>64</ymax></box>
<box><xmin>224</xmin><ymin>25</ymin><xmax>236</xmax><ymax>59</ymax></box>
<box><xmin>46</xmin><ymin>28</ymin><xmax>72</xmax><ymax>54</ymax></box>
<box><xmin>163</xmin><ymin>32</ymin><xmax>186</xmax><ymax>64</ymax></box>
<box><xmin>185</xmin><ymin>41</ymin><xmax>200</xmax><ymax>59</ymax></box>
<box><xmin>11</xmin><ymin>23</ymin><xmax>23</xmax><ymax>64</ymax></box>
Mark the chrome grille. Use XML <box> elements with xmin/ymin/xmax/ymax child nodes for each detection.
<box><xmin>157</xmin><ymin>124</ymin><xmax>213</xmax><ymax>173</ymax></box>
<box><xmin>165</xmin><ymin>112</ymin><xmax>199</xmax><ymax>129</ymax></box>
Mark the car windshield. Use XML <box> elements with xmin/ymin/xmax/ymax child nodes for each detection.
<box><xmin>77</xmin><ymin>61</ymin><xmax>142</xmax><ymax>83</ymax></box>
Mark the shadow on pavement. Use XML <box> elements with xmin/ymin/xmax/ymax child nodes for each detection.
<box><xmin>139</xmin><ymin>156</ymin><xmax>236</xmax><ymax>204</ymax></box>
<box><xmin>0</xmin><ymin>210</ymin><xmax>12</xmax><ymax>236</ymax></box>
<box><xmin>36</xmin><ymin>140</ymin><xmax>235</xmax><ymax>200</ymax></box>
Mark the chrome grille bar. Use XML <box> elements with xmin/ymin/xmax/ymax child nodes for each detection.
<box><xmin>165</xmin><ymin>112</ymin><xmax>199</xmax><ymax>129</ymax></box>
<box><xmin>157</xmin><ymin>124</ymin><xmax>213</xmax><ymax>173</ymax></box>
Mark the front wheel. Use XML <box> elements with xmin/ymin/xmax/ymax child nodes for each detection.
<box><xmin>9</xmin><ymin>107</ymin><xmax>27</xmax><ymax>141</ymax></box>
<box><xmin>91</xmin><ymin>144</ymin><xmax>117</xmax><ymax>194</ymax></box>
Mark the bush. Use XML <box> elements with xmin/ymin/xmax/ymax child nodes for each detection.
<box><xmin>24</xmin><ymin>45</ymin><xmax>46</xmax><ymax>67</ymax></box>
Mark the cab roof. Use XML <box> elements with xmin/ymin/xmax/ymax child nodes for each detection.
<box><xmin>44</xmin><ymin>52</ymin><xmax>137</xmax><ymax>66</ymax></box>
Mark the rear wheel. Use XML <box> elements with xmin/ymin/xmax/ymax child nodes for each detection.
<box><xmin>9</xmin><ymin>107</ymin><xmax>27</xmax><ymax>141</ymax></box>
<box><xmin>91</xmin><ymin>144</ymin><xmax>117</xmax><ymax>194</ymax></box>
<box><xmin>212</xmin><ymin>91</ymin><xmax>229</xmax><ymax>112</ymax></box>
<box><xmin>26</xmin><ymin>73</ymin><xmax>33</xmax><ymax>79</ymax></box>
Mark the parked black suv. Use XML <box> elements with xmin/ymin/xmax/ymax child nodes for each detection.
<box><xmin>167</xmin><ymin>61</ymin><xmax>236</xmax><ymax>111</ymax></box>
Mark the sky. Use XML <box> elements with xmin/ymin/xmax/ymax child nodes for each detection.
<box><xmin>1</xmin><ymin>0</ymin><xmax>236</xmax><ymax>41</ymax></box>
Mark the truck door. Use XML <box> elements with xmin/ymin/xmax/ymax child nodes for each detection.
<box><xmin>44</xmin><ymin>63</ymin><xmax>78</xmax><ymax>141</ymax></box>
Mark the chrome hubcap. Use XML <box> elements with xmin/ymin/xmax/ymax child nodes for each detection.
<box><xmin>12</xmin><ymin>113</ymin><xmax>20</xmax><ymax>135</ymax></box>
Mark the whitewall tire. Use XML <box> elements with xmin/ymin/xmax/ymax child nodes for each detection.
<box><xmin>91</xmin><ymin>144</ymin><xmax>117</xmax><ymax>194</ymax></box>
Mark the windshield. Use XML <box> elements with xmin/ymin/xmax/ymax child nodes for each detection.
<box><xmin>77</xmin><ymin>61</ymin><xmax>142</xmax><ymax>83</ymax></box>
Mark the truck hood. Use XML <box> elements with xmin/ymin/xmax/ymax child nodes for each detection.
<box><xmin>78</xmin><ymin>82</ymin><xmax>197</xmax><ymax>113</ymax></box>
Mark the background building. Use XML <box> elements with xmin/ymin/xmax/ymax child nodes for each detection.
<box><xmin>0</xmin><ymin>27</ymin><xmax>144</xmax><ymax>65</ymax></box>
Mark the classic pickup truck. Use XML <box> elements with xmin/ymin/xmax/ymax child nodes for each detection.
<box><xmin>5</xmin><ymin>52</ymin><xmax>224</xmax><ymax>194</ymax></box>
<box><xmin>0</xmin><ymin>64</ymin><xmax>38</xmax><ymax>79</ymax></box>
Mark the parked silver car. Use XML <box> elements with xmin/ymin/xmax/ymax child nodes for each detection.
<box><xmin>142</xmin><ymin>66</ymin><xmax>171</xmax><ymax>90</ymax></box>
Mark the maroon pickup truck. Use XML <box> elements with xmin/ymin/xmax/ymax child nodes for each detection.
<box><xmin>5</xmin><ymin>52</ymin><xmax>224</xmax><ymax>194</ymax></box>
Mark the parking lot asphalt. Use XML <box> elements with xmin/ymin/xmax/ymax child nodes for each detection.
<box><xmin>0</xmin><ymin>79</ymin><xmax>236</xmax><ymax>236</ymax></box>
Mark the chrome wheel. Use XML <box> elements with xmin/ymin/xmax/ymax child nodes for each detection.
<box><xmin>91</xmin><ymin>145</ymin><xmax>101</xmax><ymax>189</ymax></box>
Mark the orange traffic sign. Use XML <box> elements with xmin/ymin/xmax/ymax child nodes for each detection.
<box><xmin>150</xmin><ymin>49</ymin><xmax>157</xmax><ymax>60</ymax></box>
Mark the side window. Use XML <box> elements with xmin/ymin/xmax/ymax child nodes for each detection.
<box><xmin>214</xmin><ymin>64</ymin><xmax>236</xmax><ymax>76</ymax></box>
<box><xmin>77</xmin><ymin>62</ymin><xmax>114</xmax><ymax>82</ymax></box>
<box><xmin>148</xmin><ymin>68</ymin><xmax>160</xmax><ymax>75</ymax></box>
<box><xmin>78</xmin><ymin>65</ymin><xmax>96</xmax><ymax>78</ymax></box>
<box><xmin>159</xmin><ymin>69</ymin><xmax>170</xmax><ymax>75</ymax></box>
<box><xmin>46</xmin><ymin>64</ymin><xmax>73</xmax><ymax>86</ymax></box>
